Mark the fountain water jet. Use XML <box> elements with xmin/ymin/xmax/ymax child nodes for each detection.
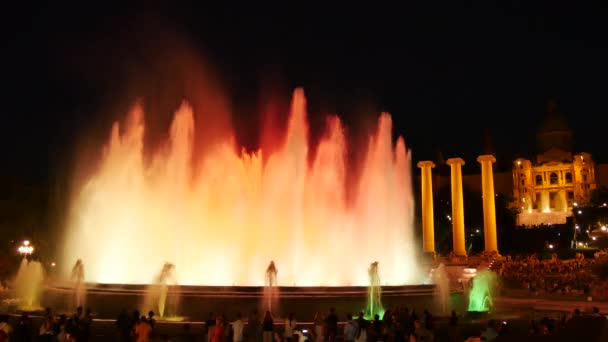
<box><xmin>71</xmin><ymin>259</ymin><xmax>86</xmax><ymax>309</ymax></box>
<box><xmin>263</xmin><ymin>261</ymin><xmax>279</xmax><ymax>314</ymax></box>
<box><xmin>62</xmin><ymin>88</ymin><xmax>420</xmax><ymax>286</ymax></box>
<box><xmin>364</xmin><ymin>261</ymin><xmax>384</xmax><ymax>319</ymax></box>
<box><xmin>14</xmin><ymin>258</ymin><xmax>44</xmax><ymax>311</ymax></box>
<box><xmin>467</xmin><ymin>270</ymin><xmax>497</xmax><ymax>313</ymax></box>
<box><xmin>143</xmin><ymin>263</ymin><xmax>180</xmax><ymax>319</ymax></box>
<box><xmin>430</xmin><ymin>263</ymin><xmax>449</xmax><ymax>315</ymax></box>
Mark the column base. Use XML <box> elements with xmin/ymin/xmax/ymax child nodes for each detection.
<box><xmin>422</xmin><ymin>251</ymin><xmax>437</xmax><ymax>260</ymax></box>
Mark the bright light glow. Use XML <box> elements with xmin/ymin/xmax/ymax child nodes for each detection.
<box><xmin>63</xmin><ymin>89</ymin><xmax>421</xmax><ymax>286</ymax></box>
<box><xmin>51</xmin><ymin>262</ymin><xmax>56</xmax><ymax>267</ymax></box>
<box><xmin>578</xmin><ymin>210</ymin><xmax>583</xmax><ymax>214</ymax></box>
<box><xmin>18</xmin><ymin>243</ymin><xmax>34</xmax><ymax>255</ymax></box>
<box><xmin>592</xmin><ymin>237</ymin><xmax>597</xmax><ymax>241</ymax></box>
<box><xmin>578</xmin><ymin>242</ymin><xmax>583</xmax><ymax>246</ymax></box>
<box><xmin>548</xmin><ymin>244</ymin><xmax>554</xmax><ymax>249</ymax></box>
<box><xmin>574</xmin><ymin>202</ymin><xmax>578</xmax><ymax>207</ymax></box>
<box><xmin>517</xmin><ymin>160</ymin><xmax>521</xmax><ymax>165</ymax></box>
<box><xmin>602</xmin><ymin>226</ymin><xmax>606</xmax><ymax>231</ymax></box>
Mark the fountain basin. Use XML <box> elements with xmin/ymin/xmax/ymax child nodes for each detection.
<box><xmin>41</xmin><ymin>283</ymin><xmax>437</xmax><ymax>319</ymax></box>
<box><xmin>465</xmin><ymin>311</ymin><xmax>490</xmax><ymax>320</ymax></box>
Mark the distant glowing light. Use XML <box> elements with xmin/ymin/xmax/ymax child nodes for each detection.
<box><xmin>574</xmin><ymin>202</ymin><xmax>578</xmax><ymax>207</ymax></box>
<box><xmin>548</xmin><ymin>244</ymin><xmax>554</xmax><ymax>249</ymax></box>
<box><xmin>592</xmin><ymin>237</ymin><xmax>597</xmax><ymax>241</ymax></box>
<box><xmin>51</xmin><ymin>262</ymin><xmax>56</xmax><ymax>267</ymax></box>
<box><xmin>602</xmin><ymin>226</ymin><xmax>607</xmax><ymax>231</ymax></box>
<box><xmin>18</xmin><ymin>241</ymin><xmax>34</xmax><ymax>255</ymax></box>
<box><xmin>578</xmin><ymin>210</ymin><xmax>583</xmax><ymax>214</ymax></box>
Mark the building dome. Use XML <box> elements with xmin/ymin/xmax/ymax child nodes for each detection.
<box><xmin>536</xmin><ymin>99</ymin><xmax>573</xmax><ymax>154</ymax></box>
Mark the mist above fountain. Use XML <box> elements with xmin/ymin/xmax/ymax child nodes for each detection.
<box><xmin>63</xmin><ymin>88</ymin><xmax>419</xmax><ymax>286</ymax></box>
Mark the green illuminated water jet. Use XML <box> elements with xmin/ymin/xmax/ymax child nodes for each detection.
<box><xmin>364</xmin><ymin>261</ymin><xmax>384</xmax><ymax>319</ymax></box>
<box><xmin>467</xmin><ymin>270</ymin><xmax>497</xmax><ymax>312</ymax></box>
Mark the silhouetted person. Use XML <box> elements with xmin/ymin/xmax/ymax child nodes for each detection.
<box><xmin>116</xmin><ymin>309</ymin><xmax>131</xmax><ymax>342</ymax></box>
<box><xmin>176</xmin><ymin>323</ymin><xmax>196</xmax><ymax>342</ymax></box>
<box><xmin>14</xmin><ymin>313</ymin><xmax>33</xmax><ymax>342</ymax></box>
<box><xmin>325</xmin><ymin>308</ymin><xmax>338</xmax><ymax>342</ymax></box>
<box><xmin>248</xmin><ymin>310</ymin><xmax>260</xmax><ymax>342</ymax></box>
<box><xmin>262</xmin><ymin>311</ymin><xmax>274</xmax><ymax>342</ymax></box>
<box><xmin>135</xmin><ymin>316</ymin><xmax>152</xmax><ymax>342</ymax></box>
<box><xmin>206</xmin><ymin>312</ymin><xmax>217</xmax><ymax>342</ymax></box>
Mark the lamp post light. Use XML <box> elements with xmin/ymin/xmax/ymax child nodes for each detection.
<box><xmin>17</xmin><ymin>240</ymin><xmax>34</xmax><ymax>256</ymax></box>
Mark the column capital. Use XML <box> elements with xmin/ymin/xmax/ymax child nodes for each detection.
<box><xmin>417</xmin><ymin>161</ymin><xmax>435</xmax><ymax>169</ymax></box>
<box><xmin>446</xmin><ymin>158</ymin><xmax>465</xmax><ymax>166</ymax></box>
<box><xmin>477</xmin><ymin>154</ymin><xmax>496</xmax><ymax>163</ymax></box>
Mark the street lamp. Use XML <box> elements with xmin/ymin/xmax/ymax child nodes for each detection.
<box><xmin>17</xmin><ymin>240</ymin><xmax>34</xmax><ymax>256</ymax></box>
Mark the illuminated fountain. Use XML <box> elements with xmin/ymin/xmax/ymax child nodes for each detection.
<box><xmin>142</xmin><ymin>262</ymin><xmax>181</xmax><ymax>320</ymax></box>
<box><xmin>364</xmin><ymin>261</ymin><xmax>384</xmax><ymax>319</ymax></box>
<box><xmin>430</xmin><ymin>263</ymin><xmax>449</xmax><ymax>315</ymax></box>
<box><xmin>263</xmin><ymin>261</ymin><xmax>279</xmax><ymax>314</ymax></box>
<box><xmin>14</xmin><ymin>258</ymin><xmax>44</xmax><ymax>312</ymax></box>
<box><xmin>71</xmin><ymin>259</ymin><xmax>86</xmax><ymax>309</ymax></box>
<box><xmin>62</xmin><ymin>88</ymin><xmax>420</xmax><ymax>286</ymax></box>
<box><xmin>467</xmin><ymin>270</ymin><xmax>497</xmax><ymax>314</ymax></box>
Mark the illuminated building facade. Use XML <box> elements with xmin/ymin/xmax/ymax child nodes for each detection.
<box><xmin>512</xmin><ymin>101</ymin><xmax>597</xmax><ymax>226</ymax></box>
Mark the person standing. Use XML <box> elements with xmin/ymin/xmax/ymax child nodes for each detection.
<box><xmin>325</xmin><ymin>308</ymin><xmax>338</xmax><ymax>342</ymax></box>
<box><xmin>262</xmin><ymin>311</ymin><xmax>274</xmax><ymax>342</ymax></box>
<box><xmin>284</xmin><ymin>313</ymin><xmax>297</xmax><ymax>342</ymax></box>
<box><xmin>344</xmin><ymin>313</ymin><xmax>357</xmax><ymax>342</ymax></box>
<box><xmin>211</xmin><ymin>317</ymin><xmax>226</xmax><ymax>342</ymax></box>
<box><xmin>232</xmin><ymin>313</ymin><xmax>245</xmax><ymax>342</ymax></box>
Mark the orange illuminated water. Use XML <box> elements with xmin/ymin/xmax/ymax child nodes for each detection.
<box><xmin>62</xmin><ymin>88</ymin><xmax>420</xmax><ymax>286</ymax></box>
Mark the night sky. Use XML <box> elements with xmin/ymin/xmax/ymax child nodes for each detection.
<box><xmin>4</xmin><ymin>3</ymin><xmax>608</xmax><ymax>188</ymax></box>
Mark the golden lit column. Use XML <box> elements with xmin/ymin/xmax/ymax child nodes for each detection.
<box><xmin>447</xmin><ymin>158</ymin><xmax>467</xmax><ymax>256</ymax></box>
<box><xmin>477</xmin><ymin>155</ymin><xmax>499</xmax><ymax>254</ymax></box>
<box><xmin>417</xmin><ymin>161</ymin><xmax>436</xmax><ymax>255</ymax></box>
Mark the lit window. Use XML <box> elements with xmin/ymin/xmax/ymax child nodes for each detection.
<box><xmin>550</xmin><ymin>173</ymin><xmax>558</xmax><ymax>185</ymax></box>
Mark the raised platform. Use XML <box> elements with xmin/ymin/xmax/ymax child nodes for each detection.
<box><xmin>41</xmin><ymin>283</ymin><xmax>438</xmax><ymax>320</ymax></box>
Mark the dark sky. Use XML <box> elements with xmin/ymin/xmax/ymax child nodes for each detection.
<box><xmin>4</xmin><ymin>2</ymin><xmax>608</xmax><ymax>187</ymax></box>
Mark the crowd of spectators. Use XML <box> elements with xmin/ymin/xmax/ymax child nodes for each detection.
<box><xmin>494</xmin><ymin>251</ymin><xmax>608</xmax><ymax>299</ymax></box>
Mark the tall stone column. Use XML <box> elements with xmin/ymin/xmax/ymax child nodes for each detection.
<box><xmin>447</xmin><ymin>158</ymin><xmax>467</xmax><ymax>256</ymax></box>
<box><xmin>417</xmin><ymin>161</ymin><xmax>436</xmax><ymax>255</ymax></box>
<box><xmin>477</xmin><ymin>155</ymin><xmax>499</xmax><ymax>254</ymax></box>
